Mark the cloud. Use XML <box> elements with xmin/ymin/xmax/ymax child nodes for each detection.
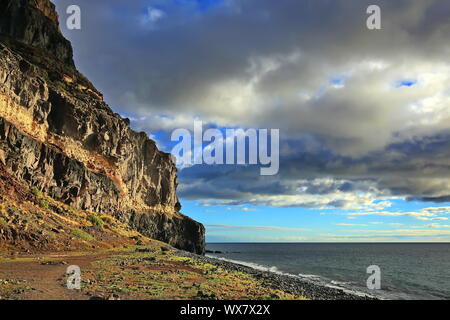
<box><xmin>321</xmin><ymin>227</ymin><xmax>450</xmax><ymax>241</ymax></box>
<box><xmin>179</xmin><ymin>169</ymin><xmax>395</xmax><ymax>209</ymax></box>
<box><xmin>412</xmin><ymin>223</ymin><xmax>450</xmax><ymax>228</ymax></box>
<box><xmin>206</xmin><ymin>225</ymin><xmax>309</xmax><ymax>232</ymax></box>
<box><xmin>207</xmin><ymin>235</ymin><xmax>309</xmax><ymax>242</ymax></box>
<box><xmin>426</xmin><ymin>224</ymin><xmax>450</xmax><ymax>228</ymax></box>
<box><xmin>55</xmin><ymin>0</ymin><xmax>450</xmax><ymax>208</ymax></box>
<box><xmin>141</xmin><ymin>6</ymin><xmax>166</xmax><ymax>24</ymax></box>
<box><xmin>415</xmin><ymin>217</ymin><xmax>448</xmax><ymax>221</ymax></box>
<box><xmin>348</xmin><ymin>206</ymin><xmax>450</xmax><ymax>221</ymax></box>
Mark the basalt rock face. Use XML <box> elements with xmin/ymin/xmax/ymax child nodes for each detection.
<box><xmin>129</xmin><ymin>213</ymin><xmax>205</xmax><ymax>255</ymax></box>
<box><xmin>0</xmin><ymin>0</ymin><xmax>205</xmax><ymax>254</ymax></box>
<box><xmin>0</xmin><ymin>0</ymin><xmax>74</xmax><ymax>67</ymax></box>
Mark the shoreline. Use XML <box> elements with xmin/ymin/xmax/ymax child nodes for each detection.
<box><xmin>176</xmin><ymin>250</ymin><xmax>378</xmax><ymax>300</ymax></box>
<box><xmin>0</xmin><ymin>245</ymin><xmax>379</xmax><ymax>300</ymax></box>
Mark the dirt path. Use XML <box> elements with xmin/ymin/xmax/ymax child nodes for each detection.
<box><xmin>0</xmin><ymin>248</ymin><xmax>308</xmax><ymax>300</ymax></box>
<box><xmin>0</xmin><ymin>253</ymin><xmax>110</xmax><ymax>300</ymax></box>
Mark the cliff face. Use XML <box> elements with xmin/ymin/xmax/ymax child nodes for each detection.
<box><xmin>0</xmin><ymin>0</ymin><xmax>205</xmax><ymax>254</ymax></box>
<box><xmin>0</xmin><ymin>0</ymin><xmax>73</xmax><ymax>66</ymax></box>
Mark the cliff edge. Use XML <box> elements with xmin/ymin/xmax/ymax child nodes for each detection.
<box><xmin>0</xmin><ymin>0</ymin><xmax>205</xmax><ymax>254</ymax></box>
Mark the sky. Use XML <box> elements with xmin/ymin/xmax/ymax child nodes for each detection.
<box><xmin>54</xmin><ymin>0</ymin><xmax>450</xmax><ymax>242</ymax></box>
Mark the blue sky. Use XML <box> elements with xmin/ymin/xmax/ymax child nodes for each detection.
<box><xmin>55</xmin><ymin>0</ymin><xmax>450</xmax><ymax>242</ymax></box>
<box><xmin>183</xmin><ymin>199</ymin><xmax>450</xmax><ymax>242</ymax></box>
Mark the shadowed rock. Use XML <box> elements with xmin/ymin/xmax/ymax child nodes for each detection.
<box><xmin>0</xmin><ymin>0</ymin><xmax>205</xmax><ymax>254</ymax></box>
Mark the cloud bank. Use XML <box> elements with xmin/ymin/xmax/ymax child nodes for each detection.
<box><xmin>56</xmin><ymin>0</ymin><xmax>450</xmax><ymax>209</ymax></box>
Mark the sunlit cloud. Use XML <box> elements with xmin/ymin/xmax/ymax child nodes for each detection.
<box><xmin>348</xmin><ymin>207</ymin><xmax>450</xmax><ymax>221</ymax></box>
<box><xmin>207</xmin><ymin>225</ymin><xmax>310</xmax><ymax>232</ymax></box>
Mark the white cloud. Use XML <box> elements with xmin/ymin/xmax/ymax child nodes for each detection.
<box><xmin>335</xmin><ymin>223</ymin><xmax>369</xmax><ymax>227</ymax></box>
<box><xmin>141</xmin><ymin>6</ymin><xmax>166</xmax><ymax>25</ymax></box>
<box><xmin>59</xmin><ymin>0</ymin><xmax>450</xmax><ymax>210</ymax></box>
<box><xmin>207</xmin><ymin>225</ymin><xmax>309</xmax><ymax>232</ymax></box>
<box><xmin>348</xmin><ymin>206</ymin><xmax>450</xmax><ymax>221</ymax></box>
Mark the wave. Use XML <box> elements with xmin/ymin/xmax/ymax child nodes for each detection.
<box><xmin>206</xmin><ymin>255</ymin><xmax>285</xmax><ymax>274</ymax></box>
<box><xmin>206</xmin><ymin>254</ymin><xmax>377</xmax><ymax>299</ymax></box>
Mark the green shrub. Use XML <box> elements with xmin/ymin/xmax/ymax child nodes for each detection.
<box><xmin>31</xmin><ymin>187</ymin><xmax>43</xmax><ymax>198</ymax></box>
<box><xmin>39</xmin><ymin>199</ymin><xmax>49</xmax><ymax>210</ymax></box>
<box><xmin>32</xmin><ymin>188</ymin><xmax>49</xmax><ymax>210</ymax></box>
<box><xmin>100</xmin><ymin>215</ymin><xmax>113</xmax><ymax>225</ymax></box>
<box><xmin>0</xmin><ymin>217</ymin><xmax>7</xmax><ymax>226</ymax></box>
<box><xmin>88</xmin><ymin>214</ymin><xmax>104</xmax><ymax>229</ymax></box>
<box><xmin>71</xmin><ymin>228</ymin><xmax>94</xmax><ymax>241</ymax></box>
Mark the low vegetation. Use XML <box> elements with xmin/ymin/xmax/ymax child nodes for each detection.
<box><xmin>88</xmin><ymin>214</ymin><xmax>104</xmax><ymax>229</ymax></box>
<box><xmin>0</xmin><ymin>179</ymin><xmax>145</xmax><ymax>253</ymax></box>
<box><xmin>77</xmin><ymin>247</ymin><xmax>305</xmax><ymax>300</ymax></box>
<box><xmin>70</xmin><ymin>228</ymin><xmax>95</xmax><ymax>241</ymax></box>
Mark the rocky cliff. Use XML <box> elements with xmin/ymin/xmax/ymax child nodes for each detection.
<box><xmin>0</xmin><ymin>0</ymin><xmax>205</xmax><ymax>254</ymax></box>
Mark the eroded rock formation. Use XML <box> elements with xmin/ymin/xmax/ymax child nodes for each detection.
<box><xmin>0</xmin><ymin>0</ymin><xmax>205</xmax><ymax>254</ymax></box>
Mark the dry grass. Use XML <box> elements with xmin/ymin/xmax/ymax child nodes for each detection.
<box><xmin>79</xmin><ymin>248</ymin><xmax>307</xmax><ymax>300</ymax></box>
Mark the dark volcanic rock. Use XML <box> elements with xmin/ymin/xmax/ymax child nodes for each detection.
<box><xmin>176</xmin><ymin>251</ymin><xmax>378</xmax><ymax>300</ymax></box>
<box><xmin>130</xmin><ymin>212</ymin><xmax>205</xmax><ymax>255</ymax></box>
<box><xmin>0</xmin><ymin>0</ymin><xmax>205</xmax><ymax>254</ymax></box>
<box><xmin>0</xmin><ymin>0</ymin><xmax>74</xmax><ymax>66</ymax></box>
<box><xmin>0</xmin><ymin>117</ymin><xmax>122</xmax><ymax>213</ymax></box>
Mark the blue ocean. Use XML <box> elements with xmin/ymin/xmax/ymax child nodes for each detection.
<box><xmin>206</xmin><ymin>243</ymin><xmax>450</xmax><ymax>300</ymax></box>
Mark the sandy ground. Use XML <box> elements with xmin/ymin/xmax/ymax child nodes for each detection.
<box><xmin>0</xmin><ymin>252</ymin><xmax>111</xmax><ymax>300</ymax></box>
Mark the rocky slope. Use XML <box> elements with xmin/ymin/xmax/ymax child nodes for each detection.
<box><xmin>0</xmin><ymin>0</ymin><xmax>205</xmax><ymax>254</ymax></box>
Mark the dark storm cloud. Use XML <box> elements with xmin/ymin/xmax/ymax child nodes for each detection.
<box><xmin>179</xmin><ymin>133</ymin><xmax>450</xmax><ymax>208</ymax></box>
<box><xmin>53</xmin><ymin>0</ymin><xmax>450</xmax><ymax>208</ymax></box>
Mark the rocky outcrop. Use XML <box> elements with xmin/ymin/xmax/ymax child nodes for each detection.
<box><xmin>130</xmin><ymin>213</ymin><xmax>205</xmax><ymax>255</ymax></box>
<box><xmin>0</xmin><ymin>0</ymin><xmax>205</xmax><ymax>254</ymax></box>
<box><xmin>0</xmin><ymin>0</ymin><xmax>74</xmax><ymax>67</ymax></box>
